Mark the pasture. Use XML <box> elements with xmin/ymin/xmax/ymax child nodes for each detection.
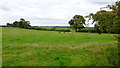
<box><xmin>2</xmin><ymin>27</ymin><xmax>118</xmax><ymax>66</ymax></box>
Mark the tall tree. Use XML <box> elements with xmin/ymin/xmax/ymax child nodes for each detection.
<box><xmin>106</xmin><ymin>1</ymin><xmax>120</xmax><ymax>33</ymax></box>
<box><xmin>86</xmin><ymin>1</ymin><xmax>120</xmax><ymax>34</ymax></box>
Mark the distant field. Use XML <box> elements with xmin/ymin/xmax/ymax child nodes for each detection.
<box><xmin>38</xmin><ymin>27</ymin><xmax>70</xmax><ymax>30</ymax></box>
<box><xmin>2</xmin><ymin>27</ymin><xmax>118</xmax><ymax>66</ymax></box>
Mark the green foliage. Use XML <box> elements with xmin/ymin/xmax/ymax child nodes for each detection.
<box><xmin>94</xmin><ymin>24</ymin><xmax>100</xmax><ymax>32</ymax></box>
<box><xmin>28</xmin><ymin>27</ymin><xmax>102</xmax><ymax>33</ymax></box>
<box><xmin>28</xmin><ymin>26</ymin><xmax>70</xmax><ymax>32</ymax></box>
<box><xmin>77</xmin><ymin>28</ymin><xmax>97</xmax><ymax>33</ymax></box>
<box><xmin>68</xmin><ymin>15</ymin><xmax>85</xmax><ymax>32</ymax></box>
<box><xmin>6</xmin><ymin>18</ymin><xmax>31</xmax><ymax>28</ymax></box>
<box><xmin>86</xmin><ymin>1</ymin><xmax>120</xmax><ymax>34</ymax></box>
<box><xmin>68</xmin><ymin>19</ymin><xmax>74</xmax><ymax>26</ymax></box>
<box><xmin>52</xmin><ymin>26</ymin><xmax>56</xmax><ymax>31</ymax></box>
<box><xmin>6</xmin><ymin>23</ymin><xmax>12</xmax><ymax>27</ymax></box>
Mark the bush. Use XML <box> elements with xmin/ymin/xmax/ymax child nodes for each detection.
<box><xmin>77</xmin><ymin>28</ymin><xmax>97</xmax><ymax>33</ymax></box>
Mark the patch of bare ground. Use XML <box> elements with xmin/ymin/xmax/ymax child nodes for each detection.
<box><xmin>20</xmin><ymin>50</ymin><xmax>34</xmax><ymax>56</ymax></box>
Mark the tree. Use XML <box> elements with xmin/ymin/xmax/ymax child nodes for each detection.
<box><xmin>7</xmin><ymin>18</ymin><xmax>31</xmax><ymax>28</ymax></box>
<box><xmin>52</xmin><ymin>26</ymin><xmax>56</xmax><ymax>31</ymax></box>
<box><xmin>86</xmin><ymin>1</ymin><xmax>120</xmax><ymax>34</ymax></box>
<box><xmin>68</xmin><ymin>15</ymin><xmax>85</xmax><ymax>32</ymax></box>
<box><xmin>13</xmin><ymin>21</ymin><xmax>21</xmax><ymax>27</ymax></box>
<box><xmin>7</xmin><ymin>23</ymin><xmax>12</xmax><ymax>27</ymax></box>
<box><xmin>69</xmin><ymin>19</ymin><xmax>74</xmax><ymax>28</ymax></box>
<box><xmin>106</xmin><ymin>1</ymin><xmax>120</xmax><ymax>34</ymax></box>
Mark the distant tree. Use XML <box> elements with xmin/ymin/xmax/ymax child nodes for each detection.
<box><xmin>13</xmin><ymin>21</ymin><xmax>21</xmax><ymax>27</ymax></box>
<box><xmin>7</xmin><ymin>23</ymin><xmax>12</xmax><ymax>27</ymax></box>
<box><xmin>52</xmin><ymin>26</ymin><xmax>56</xmax><ymax>31</ymax></box>
<box><xmin>68</xmin><ymin>15</ymin><xmax>85</xmax><ymax>32</ymax></box>
<box><xmin>7</xmin><ymin>18</ymin><xmax>31</xmax><ymax>28</ymax></box>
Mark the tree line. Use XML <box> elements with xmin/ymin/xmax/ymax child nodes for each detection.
<box><xmin>6</xmin><ymin>1</ymin><xmax>120</xmax><ymax>34</ymax></box>
<box><xmin>68</xmin><ymin>1</ymin><xmax>120</xmax><ymax>34</ymax></box>
<box><xmin>7</xmin><ymin>18</ymin><xmax>31</xmax><ymax>28</ymax></box>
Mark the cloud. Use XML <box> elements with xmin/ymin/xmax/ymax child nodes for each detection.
<box><xmin>0</xmin><ymin>0</ymin><xmax>118</xmax><ymax>27</ymax></box>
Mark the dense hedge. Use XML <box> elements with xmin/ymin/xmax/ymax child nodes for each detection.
<box><xmin>27</xmin><ymin>27</ymin><xmax>70</xmax><ymax>32</ymax></box>
<box><xmin>27</xmin><ymin>27</ymin><xmax>98</xmax><ymax>33</ymax></box>
<box><xmin>4</xmin><ymin>26</ymin><xmax>119</xmax><ymax>34</ymax></box>
<box><xmin>25</xmin><ymin>27</ymin><xmax>120</xmax><ymax>34</ymax></box>
<box><xmin>77</xmin><ymin>28</ymin><xmax>97</xmax><ymax>33</ymax></box>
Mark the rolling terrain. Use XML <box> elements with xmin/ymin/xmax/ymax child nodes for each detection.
<box><xmin>2</xmin><ymin>27</ymin><xmax>118</xmax><ymax>66</ymax></box>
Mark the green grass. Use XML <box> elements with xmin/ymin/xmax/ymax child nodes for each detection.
<box><xmin>0</xmin><ymin>27</ymin><xmax>2</xmax><ymax>67</ymax></box>
<box><xmin>2</xmin><ymin>27</ymin><xmax>118</xmax><ymax>66</ymax></box>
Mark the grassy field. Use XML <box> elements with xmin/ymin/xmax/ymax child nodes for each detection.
<box><xmin>2</xmin><ymin>27</ymin><xmax>118</xmax><ymax>66</ymax></box>
<box><xmin>37</xmin><ymin>27</ymin><xmax>70</xmax><ymax>30</ymax></box>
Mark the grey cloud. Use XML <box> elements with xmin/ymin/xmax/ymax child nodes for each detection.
<box><xmin>91</xmin><ymin>2</ymin><xmax>114</xmax><ymax>5</ymax></box>
<box><xmin>0</xmin><ymin>6</ymin><xmax>10</xmax><ymax>11</ymax></box>
<box><xmin>30</xmin><ymin>17</ymin><xmax>64</xmax><ymax>21</ymax></box>
<box><xmin>84</xmin><ymin>0</ymin><xmax>116</xmax><ymax>5</ymax></box>
<box><xmin>0</xmin><ymin>0</ymin><xmax>118</xmax><ymax>26</ymax></box>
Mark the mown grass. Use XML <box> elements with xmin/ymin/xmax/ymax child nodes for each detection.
<box><xmin>2</xmin><ymin>27</ymin><xmax>118</xmax><ymax>66</ymax></box>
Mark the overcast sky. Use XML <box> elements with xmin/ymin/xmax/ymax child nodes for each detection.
<box><xmin>0</xmin><ymin>0</ymin><xmax>118</xmax><ymax>27</ymax></box>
